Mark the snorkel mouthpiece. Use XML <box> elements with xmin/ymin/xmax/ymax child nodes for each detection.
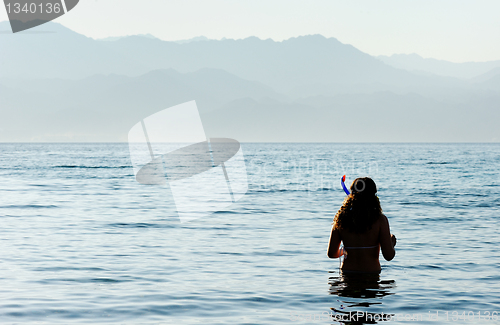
<box><xmin>341</xmin><ymin>175</ymin><xmax>350</xmax><ymax>195</ymax></box>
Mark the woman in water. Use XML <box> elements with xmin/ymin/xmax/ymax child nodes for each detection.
<box><xmin>327</xmin><ymin>177</ymin><xmax>396</xmax><ymax>273</ymax></box>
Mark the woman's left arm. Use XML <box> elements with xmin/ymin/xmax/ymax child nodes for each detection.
<box><xmin>327</xmin><ymin>226</ymin><xmax>342</xmax><ymax>258</ymax></box>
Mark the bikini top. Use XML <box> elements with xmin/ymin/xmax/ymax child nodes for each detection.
<box><xmin>338</xmin><ymin>245</ymin><xmax>378</xmax><ymax>259</ymax></box>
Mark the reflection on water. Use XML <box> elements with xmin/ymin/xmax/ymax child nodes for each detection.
<box><xmin>328</xmin><ymin>270</ymin><xmax>396</xmax><ymax>324</ymax></box>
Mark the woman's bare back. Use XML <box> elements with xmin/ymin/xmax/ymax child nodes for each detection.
<box><xmin>328</xmin><ymin>214</ymin><xmax>396</xmax><ymax>273</ymax></box>
<box><xmin>340</xmin><ymin>218</ymin><xmax>382</xmax><ymax>272</ymax></box>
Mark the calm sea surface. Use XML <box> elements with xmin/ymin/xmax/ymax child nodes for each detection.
<box><xmin>0</xmin><ymin>143</ymin><xmax>499</xmax><ymax>324</ymax></box>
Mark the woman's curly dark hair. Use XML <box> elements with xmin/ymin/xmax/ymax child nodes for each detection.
<box><xmin>333</xmin><ymin>177</ymin><xmax>383</xmax><ymax>234</ymax></box>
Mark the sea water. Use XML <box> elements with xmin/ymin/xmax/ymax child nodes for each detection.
<box><xmin>0</xmin><ymin>143</ymin><xmax>499</xmax><ymax>324</ymax></box>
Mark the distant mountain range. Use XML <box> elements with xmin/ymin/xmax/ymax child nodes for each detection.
<box><xmin>0</xmin><ymin>21</ymin><xmax>499</xmax><ymax>142</ymax></box>
<box><xmin>0</xmin><ymin>21</ymin><xmax>467</xmax><ymax>96</ymax></box>
<box><xmin>378</xmin><ymin>53</ymin><xmax>500</xmax><ymax>79</ymax></box>
<box><xmin>96</xmin><ymin>33</ymin><xmax>160</xmax><ymax>42</ymax></box>
<box><xmin>96</xmin><ymin>35</ymin><xmax>210</xmax><ymax>44</ymax></box>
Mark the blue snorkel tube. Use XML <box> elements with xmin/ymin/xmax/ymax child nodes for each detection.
<box><xmin>339</xmin><ymin>175</ymin><xmax>350</xmax><ymax>263</ymax></box>
<box><xmin>341</xmin><ymin>175</ymin><xmax>350</xmax><ymax>195</ymax></box>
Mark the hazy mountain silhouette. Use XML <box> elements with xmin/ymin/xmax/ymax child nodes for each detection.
<box><xmin>174</xmin><ymin>36</ymin><xmax>210</xmax><ymax>44</ymax></box>
<box><xmin>1</xmin><ymin>21</ymin><xmax>463</xmax><ymax>97</ymax></box>
<box><xmin>1</xmin><ymin>21</ymin><xmax>500</xmax><ymax>142</ymax></box>
<box><xmin>203</xmin><ymin>93</ymin><xmax>500</xmax><ymax>142</ymax></box>
<box><xmin>97</xmin><ymin>33</ymin><xmax>159</xmax><ymax>42</ymax></box>
<box><xmin>0</xmin><ymin>21</ymin><xmax>148</xmax><ymax>79</ymax></box>
<box><xmin>472</xmin><ymin>67</ymin><xmax>500</xmax><ymax>83</ymax></box>
<box><xmin>1</xmin><ymin>67</ymin><xmax>499</xmax><ymax>142</ymax></box>
<box><xmin>0</xmin><ymin>68</ymin><xmax>287</xmax><ymax>141</ymax></box>
<box><xmin>102</xmin><ymin>33</ymin><xmax>466</xmax><ymax>97</ymax></box>
<box><xmin>378</xmin><ymin>54</ymin><xmax>500</xmax><ymax>79</ymax></box>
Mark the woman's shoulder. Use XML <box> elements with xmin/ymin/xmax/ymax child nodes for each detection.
<box><xmin>379</xmin><ymin>214</ymin><xmax>389</xmax><ymax>225</ymax></box>
<box><xmin>371</xmin><ymin>214</ymin><xmax>387</xmax><ymax>231</ymax></box>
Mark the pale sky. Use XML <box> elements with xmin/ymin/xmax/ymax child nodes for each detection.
<box><xmin>2</xmin><ymin>0</ymin><xmax>500</xmax><ymax>63</ymax></box>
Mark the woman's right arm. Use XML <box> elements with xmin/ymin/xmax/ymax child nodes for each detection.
<box><xmin>379</xmin><ymin>214</ymin><xmax>396</xmax><ymax>261</ymax></box>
